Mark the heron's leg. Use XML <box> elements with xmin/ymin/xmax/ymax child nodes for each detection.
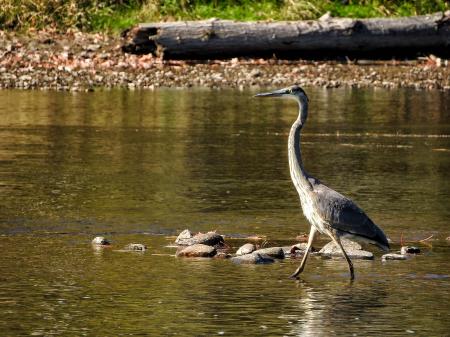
<box><xmin>290</xmin><ymin>226</ymin><xmax>317</xmax><ymax>279</ymax></box>
<box><xmin>327</xmin><ymin>230</ymin><xmax>355</xmax><ymax>280</ymax></box>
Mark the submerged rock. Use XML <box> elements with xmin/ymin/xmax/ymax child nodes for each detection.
<box><xmin>382</xmin><ymin>253</ymin><xmax>409</xmax><ymax>261</ymax></box>
<box><xmin>214</xmin><ymin>251</ymin><xmax>232</xmax><ymax>259</ymax></box>
<box><xmin>253</xmin><ymin>247</ymin><xmax>285</xmax><ymax>259</ymax></box>
<box><xmin>244</xmin><ymin>235</ymin><xmax>265</xmax><ymax>242</ymax></box>
<box><xmin>291</xmin><ymin>243</ymin><xmax>309</xmax><ymax>251</ymax></box>
<box><xmin>400</xmin><ymin>246</ymin><xmax>421</xmax><ymax>255</ymax></box>
<box><xmin>231</xmin><ymin>252</ymin><xmax>274</xmax><ymax>264</ymax></box>
<box><xmin>282</xmin><ymin>243</ymin><xmax>317</xmax><ymax>257</ymax></box>
<box><xmin>123</xmin><ymin>243</ymin><xmax>147</xmax><ymax>251</ymax></box>
<box><xmin>176</xmin><ymin>231</ymin><xmax>224</xmax><ymax>247</ymax></box>
<box><xmin>319</xmin><ymin>239</ymin><xmax>374</xmax><ymax>260</ymax></box>
<box><xmin>176</xmin><ymin>244</ymin><xmax>217</xmax><ymax>258</ymax></box>
<box><xmin>236</xmin><ymin>243</ymin><xmax>256</xmax><ymax>256</ymax></box>
<box><xmin>295</xmin><ymin>234</ymin><xmax>309</xmax><ymax>242</ymax></box>
<box><xmin>175</xmin><ymin>229</ymin><xmax>192</xmax><ymax>244</ymax></box>
<box><xmin>91</xmin><ymin>236</ymin><xmax>110</xmax><ymax>246</ymax></box>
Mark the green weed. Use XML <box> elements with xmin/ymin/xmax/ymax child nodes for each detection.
<box><xmin>0</xmin><ymin>0</ymin><xmax>448</xmax><ymax>32</ymax></box>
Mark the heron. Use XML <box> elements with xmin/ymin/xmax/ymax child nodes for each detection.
<box><xmin>255</xmin><ymin>85</ymin><xmax>389</xmax><ymax>280</ymax></box>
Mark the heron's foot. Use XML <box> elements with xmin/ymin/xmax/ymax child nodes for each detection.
<box><xmin>289</xmin><ymin>273</ymin><xmax>300</xmax><ymax>280</ymax></box>
<box><xmin>289</xmin><ymin>267</ymin><xmax>304</xmax><ymax>280</ymax></box>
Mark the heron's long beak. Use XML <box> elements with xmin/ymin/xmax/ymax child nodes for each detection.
<box><xmin>254</xmin><ymin>88</ymin><xmax>289</xmax><ymax>98</ymax></box>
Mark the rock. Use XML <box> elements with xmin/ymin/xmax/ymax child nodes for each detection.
<box><xmin>85</xmin><ymin>44</ymin><xmax>101</xmax><ymax>52</ymax></box>
<box><xmin>249</xmin><ymin>68</ymin><xmax>262</xmax><ymax>78</ymax></box>
<box><xmin>319</xmin><ymin>239</ymin><xmax>374</xmax><ymax>260</ymax></box>
<box><xmin>175</xmin><ymin>229</ymin><xmax>192</xmax><ymax>244</ymax></box>
<box><xmin>231</xmin><ymin>252</ymin><xmax>274</xmax><ymax>264</ymax></box>
<box><xmin>400</xmin><ymin>246</ymin><xmax>421</xmax><ymax>254</ymax></box>
<box><xmin>293</xmin><ymin>243</ymin><xmax>312</xmax><ymax>252</ymax></box>
<box><xmin>91</xmin><ymin>236</ymin><xmax>110</xmax><ymax>246</ymax></box>
<box><xmin>214</xmin><ymin>251</ymin><xmax>232</xmax><ymax>259</ymax></box>
<box><xmin>282</xmin><ymin>243</ymin><xmax>317</xmax><ymax>257</ymax></box>
<box><xmin>236</xmin><ymin>243</ymin><xmax>256</xmax><ymax>256</ymax></box>
<box><xmin>382</xmin><ymin>253</ymin><xmax>409</xmax><ymax>261</ymax></box>
<box><xmin>295</xmin><ymin>234</ymin><xmax>309</xmax><ymax>242</ymax></box>
<box><xmin>253</xmin><ymin>247</ymin><xmax>285</xmax><ymax>259</ymax></box>
<box><xmin>176</xmin><ymin>231</ymin><xmax>224</xmax><ymax>247</ymax></box>
<box><xmin>123</xmin><ymin>243</ymin><xmax>147</xmax><ymax>251</ymax></box>
<box><xmin>319</xmin><ymin>11</ymin><xmax>332</xmax><ymax>21</ymax></box>
<box><xmin>282</xmin><ymin>246</ymin><xmax>292</xmax><ymax>255</ymax></box>
<box><xmin>176</xmin><ymin>244</ymin><xmax>217</xmax><ymax>258</ymax></box>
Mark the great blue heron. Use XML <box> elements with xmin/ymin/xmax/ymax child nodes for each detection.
<box><xmin>255</xmin><ymin>85</ymin><xmax>389</xmax><ymax>280</ymax></box>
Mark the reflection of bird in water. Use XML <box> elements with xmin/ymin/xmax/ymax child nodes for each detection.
<box><xmin>255</xmin><ymin>85</ymin><xmax>389</xmax><ymax>280</ymax></box>
<box><xmin>285</xmin><ymin>280</ymin><xmax>388</xmax><ymax>336</ymax></box>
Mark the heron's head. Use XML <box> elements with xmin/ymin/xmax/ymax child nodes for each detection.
<box><xmin>254</xmin><ymin>85</ymin><xmax>309</xmax><ymax>104</ymax></box>
<box><xmin>254</xmin><ymin>85</ymin><xmax>309</xmax><ymax>124</ymax></box>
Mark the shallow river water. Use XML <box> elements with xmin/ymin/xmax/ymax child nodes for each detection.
<box><xmin>0</xmin><ymin>88</ymin><xmax>449</xmax><ymax>336</ymax></box>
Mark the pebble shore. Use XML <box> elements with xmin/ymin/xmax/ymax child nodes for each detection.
<box><xmin>1</xmin><ymin>30</ymin><xmax>449</xmax><ymax>91</ymax></box>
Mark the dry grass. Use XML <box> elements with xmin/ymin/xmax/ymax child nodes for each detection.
<box><xmin>0</xmin><ymin>0</ymin><xmax>448</xmax><ymax>32</ymax></box>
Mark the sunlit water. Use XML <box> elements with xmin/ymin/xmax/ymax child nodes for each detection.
<box><xmin>0</xmin><ymin>88</ymin><xmax>449</xmax><ymax>336</ymax></box>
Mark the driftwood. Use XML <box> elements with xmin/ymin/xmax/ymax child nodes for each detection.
<box><xmin>122</xmin><ymin>12</ymin><xmax>450</xmax><ymax>59</ymax></box>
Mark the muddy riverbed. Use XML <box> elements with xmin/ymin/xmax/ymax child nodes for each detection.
<box><xmin>0</xmin><ymin>30</ymin><xmax>449</xmax><ymax>91</ymax></box>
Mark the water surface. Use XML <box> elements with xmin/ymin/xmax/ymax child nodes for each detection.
<box><xmin>0</xmin><ymin>88</ymin><xmax>449</xmax><ymax>336</ymax></box>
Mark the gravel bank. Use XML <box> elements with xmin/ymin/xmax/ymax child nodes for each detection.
<box><xmin>1</xmin><ymin>30</ymin><xmax>449</xmax><ymax>91</ymax></box>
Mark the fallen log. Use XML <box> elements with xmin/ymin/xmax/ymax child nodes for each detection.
<box><xmin>122</xmin><ymin>12</ymin><xmax>450</xmax><ymax>59</ymax></box>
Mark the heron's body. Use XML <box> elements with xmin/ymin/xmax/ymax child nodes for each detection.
<box><xmin>255</xmin><ymin>85</ymin><xmax>389</xmax><ymax>280</ymax></box>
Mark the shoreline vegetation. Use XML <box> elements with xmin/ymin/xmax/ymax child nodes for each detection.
<box><xmin>0</xmin><ymin>0</ymin><xmax>448</xmax><ymax>32</ymax></box>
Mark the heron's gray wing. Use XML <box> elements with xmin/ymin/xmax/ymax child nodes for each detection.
<box><xmin>313</xmin><ymin>182</ymin><xmax>389</xmax><ymax>249</ymax></box>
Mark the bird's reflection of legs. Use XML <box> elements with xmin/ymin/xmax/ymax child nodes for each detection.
<box><xmin>287</xmin><ymin>279</ymin><xmax>387</xmax><ymax>336</ymax></box>
<box><xmin>290</xmin><ymin>227</ymin><xmax>317</xmax><ymax>279</ymax></box>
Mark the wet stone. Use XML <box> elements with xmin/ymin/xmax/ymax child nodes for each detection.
<box><xmin>292</xmin><ymin>243</ymin><xmax>310</xmax><ymax>252</ymax></box>
<box><xmin>175</xmin><ymin>229</ymin><xmax>192</xmax><ymax>244</ymax></box>
<box><xmin>236</xmin><ymin>243</ymin><xmax>256</xmax><ymax>256</ymax></box>
<box><xmin>295</xmin><ymin>234</ymin><xmax>309</xmax><ymax>242</ymax></box>
<box><xmin>253</xmin><ymin>247</ymin><xmax>285</xmax><ymax>259</ymax></box>
<box><xmin>382</xmin><ymin>253</ymin><xmax>409</xmax><ymax>261</ymax></box>
<box><xmin>231</xmin><ymin>252</ymin><xmax>274</xmax><ymax>265</ymax></box>
<box><xmin>91</xmin><ymin>236</ymin><xmax>110</xmax><ymax>246</ymax></box>
<box><xmin>123</xmin><ymin>243</ymin><xmax>147</xmax><ymax>251</ymax></box>
<box><xmin>176</xmin><ymin>244</ymin><xmax>217</xmax><ymax>258</ymax></box>
<box><xmin>282</xmin><ymin>246</ymin><xmax>299</xmax><ymax>257</ymax></box>
<box><xmin>282</xmin><ymin>243</ymin><xmax>313</xmax><ymax>257</ymax></box>
<box><xmin>400</xmin><ymin>246</ymin><xmax>421</xmax><ymax>255</ymax></box>
<box><xmin>214</xmin><ymin>251</ymin><xmax>232</xmax><ymax>259</ymax></box>
<box><xmin>176</xmin><ymin>231</ymin><xmax>224</xmax><ymax>247</ymax></box>
<box><xmin>319</xmin><ymin>239</ymin><xmax>374</xmax><ymax>260</ymax></box>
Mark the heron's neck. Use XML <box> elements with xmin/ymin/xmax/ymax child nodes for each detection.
<box><xmin>288</xmin><ymin>101</ymin><xmax>312</xmax><ymax>191</ymax></box>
